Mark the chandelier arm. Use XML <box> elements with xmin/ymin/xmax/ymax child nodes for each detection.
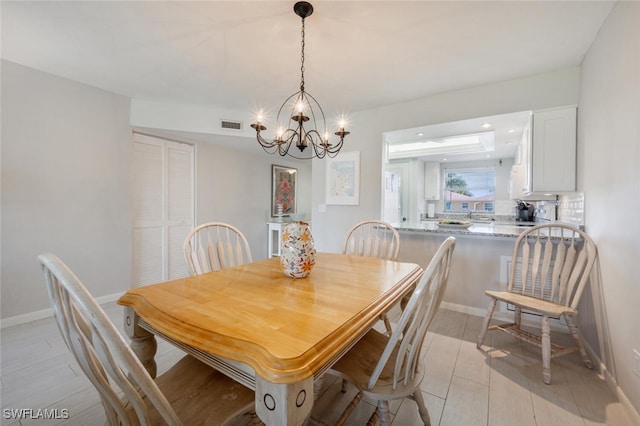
<box><xmin>302</xmin><ymin>129</ymin><xmax>329</xmax><ymax>158</ymax></box>
<box><xmin>302</xmin><ymin>90</ymin><xmax>327</xmax><ymax>139</ymax></box>
<box><xmin>256</xmin><ymin>131</ymin><xmax>277</xmax><ymax>149</ymax></box>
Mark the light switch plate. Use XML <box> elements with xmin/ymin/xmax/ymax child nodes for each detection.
<box><xmin>634</xmin><ymin>349</ymin><xmax>640</xmax><ymax>377</ymax></box>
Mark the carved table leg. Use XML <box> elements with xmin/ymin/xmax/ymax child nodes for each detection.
<box><xmin>313</xmin><ymin>375</ymin><xmax>324</xmax><ymax>400</ymax></box>
<box><xmin>123</xmin><ymin>306</ymin><xmax>158</xmax><ymax>378</ymax></box>
<box><xmin>255</xmin><ymin>375</ymin><xmax>313</xmax><ymax>426</ymax></box>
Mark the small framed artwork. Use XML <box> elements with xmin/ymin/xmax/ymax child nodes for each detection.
<box><xmin>272</xmin><ymin>165</ymin><xmax>297</xmax><ymax>216</ymax></box>
<box><xmin>326</xmin><ymin>151</ymin><xmax>360</xmax><ymax>205</ymax></box>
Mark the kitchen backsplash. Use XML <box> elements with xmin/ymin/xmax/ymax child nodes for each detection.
<box><xmin>423</xmin><ymin>193</ymin><xmax>585</xmax><ymax>228</ymax></box>
<box><xmin>536</xmin><ymin>192</ymin><xmax>585</xmax><ymax>228</ymax></box>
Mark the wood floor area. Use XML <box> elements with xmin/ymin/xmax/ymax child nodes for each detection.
<box><xmin>1</xmin><ymin>303</ymin><xmax>634</xmax><ymax>425</ymax></box>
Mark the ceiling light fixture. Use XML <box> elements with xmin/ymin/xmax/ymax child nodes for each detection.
<box><xmin>251</xmin><ymin>1</ymin><xmax>349</xmax><ymax>159</ymax></box>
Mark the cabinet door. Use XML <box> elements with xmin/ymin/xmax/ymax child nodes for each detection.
<box><xmin>531</xmin><ymin>107</ymin><xmax>576</xmax><ymax>192</ymax></box>
<box><xmin>424</xmin><ymin>162</ymin><xmax>441</xmax><ymax>200</ymax></box>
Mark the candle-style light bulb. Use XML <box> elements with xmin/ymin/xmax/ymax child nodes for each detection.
<box><xmin>276</xmin><ymin>125</ymin><xmax>285</xmax><ymax>140</ymax></box>
<box><xmin>338</xmin><ymin>117</ymin><xmax>347</xmax><ymax>131</ymax></box>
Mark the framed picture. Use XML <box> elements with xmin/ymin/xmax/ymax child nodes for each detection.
<box><xmin>272</xmin><ymin>165</ymin><xmax>297</xmax><ymax>216</ymax></box>
<box><xmin>326</xmin><ymin>151</ymin><xmax>360</xmax><ymax>205</ymax></box>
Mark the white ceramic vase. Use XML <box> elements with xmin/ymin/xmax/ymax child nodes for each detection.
<box><xmin>281</xmin><ymin>222</ymin><xmax>316</xmax><ymax>278</ymax></box>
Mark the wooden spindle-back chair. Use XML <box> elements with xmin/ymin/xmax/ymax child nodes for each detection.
<box><xmin>476</xmin><ymin>224</ymin><xmax>598</xmax><ymax>384</ymax></box>
<box><xmin>184</xmin><ymin>222</ymin><xmax>252</xmax><ymax>275</ymax></box>
<box><xmin>343</xmin><ymin>220</ymin><xmax>400</xmax><ymax>261</ymax></box>
<box><xmin>329</xmin><ymin>237</ymin><xmax>456</xmax><ymax>426</ymax></box>
<box><xmin>38</xmin><ymin>253</ymin><xmax>258</xmax><ymax>425</ymax></box>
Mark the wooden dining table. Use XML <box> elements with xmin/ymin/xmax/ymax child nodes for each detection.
<box><xmin>118</xmin><ymin>252</ymin><xmax>422</xmax><ymax>425</ymax></box>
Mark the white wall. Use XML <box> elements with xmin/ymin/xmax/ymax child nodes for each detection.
<box><xmin>1</xmin><ymin>60</ymin><xmax>133</xmax><ymax>319</ymax></box>
<box><xmin>578</xmin><ymin>2</ymin><xmax>640</xmax><ymax>413</ymax></box>
<box><xmin>0</xmin><ymin>62</ymin><xmax>313</xmax><ymax>321</ymax></box>
<box><xmin>312</xmin><ymin>67</ymin><xmax>581</xmax><ymax>252</ymax></box>
<box><xmin>191</xmin><ymin>136</ymin><xmax>311</xmax><ymax>260</ymax></box>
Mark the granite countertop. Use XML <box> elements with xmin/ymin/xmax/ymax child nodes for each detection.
<box><xmin>394</xmin><ymin>220</ymin><xmax>536</xmax><ymax>238</ymax></box>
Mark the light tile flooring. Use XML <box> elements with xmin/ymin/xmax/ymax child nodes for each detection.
<box><xmin>1</xmin><ymin>302</ymin><xmax>635</xmax><ymax>425</ymax></box>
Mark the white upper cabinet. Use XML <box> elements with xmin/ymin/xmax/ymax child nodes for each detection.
<box><xmin>424</xmin><ymin>162</ymin><xmax>441</xmax><ymax>200</ymax></box>
<box><xmin>527</xmin><ymin>106</ymin><xmax>577</xmax><ymax>194</ymax></box>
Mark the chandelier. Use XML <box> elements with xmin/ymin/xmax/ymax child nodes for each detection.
<box><xmin>251</xmin><ymin>1</ymin><xmax>349</xmax><ymax>159</ymax></box>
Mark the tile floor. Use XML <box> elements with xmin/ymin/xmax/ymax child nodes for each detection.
<box><xmin>1</xmin><ymin>303</ymin><xmax>635</xmax><ymax>425</ymax></box>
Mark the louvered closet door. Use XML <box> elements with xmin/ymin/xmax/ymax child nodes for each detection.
<box><xmin>132</xmin><ymin>133</ymin><xmax>194</xmax><ymax>286</ymax></box>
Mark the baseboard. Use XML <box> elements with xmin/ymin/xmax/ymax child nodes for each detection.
<box><xmin>441</xmin><ymin>301</ymin><xmax>540</xmax><ymax>325</ymax></box>
<box><xmin>0</xmin><ymin>292</ymin><xmax>122</xmax><ymax>329</ymax></box>
<box><xmin>440</xmin><ymin>301</ymin><xmax>488</xmax><ymax>318</ymax></box>
<box><xmin>581</xmin><ymin>338</ymin><xmax>640</xmax><ymax>424</ymax></box>
<box><xmin>442</xmin><ymin>301</ymin><xmax>573</xmax><ymax>333</ymax></box>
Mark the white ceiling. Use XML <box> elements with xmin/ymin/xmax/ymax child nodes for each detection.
<box><xmin>385</xmin><ymin>109</ymin><xmax>532</xmax><ymax>162</ymax></box>
<box><xmin>1</xmin><ymin>1</ymin><xmax>614</xmax><ymax>159</ymax></box>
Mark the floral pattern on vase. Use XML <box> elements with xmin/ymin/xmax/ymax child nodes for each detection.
<box><xmin>281</xmin><ymin>222</ymin><xmax>316</xmax><ymax>278</ymax></box>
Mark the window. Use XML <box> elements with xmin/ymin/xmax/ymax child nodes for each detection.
<box><xmin>444</xmin><ymin>167</ymin><xmax>495</xmax><ymax>212</ymax></box>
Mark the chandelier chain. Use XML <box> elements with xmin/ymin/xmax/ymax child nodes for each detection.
<box><xmin>300</xmin><ymin>18</ymin><xmax>305</xmax><ymax>92</ymax></box>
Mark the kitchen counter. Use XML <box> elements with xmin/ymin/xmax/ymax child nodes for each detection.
<box><xmin>394</xmin><ymin>221</ymin><xmax>536</xmax><ymax>238</ymax></box>
<box><xmin>393</xmin><ymin>219</ymin><xmax>581</xmax><ymax>318</ymax></box>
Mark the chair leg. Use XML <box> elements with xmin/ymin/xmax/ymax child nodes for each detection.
<box><xmin>565</xmin><ymin>315</ymin><xmax>593</xmax><ymax>369</ymax></box>
<box><xmin>477</xmin><ymin>298</ymin><xmax>497</xmax><ymax>348</ymax></box>
<box><xmin>412</xmin><ymin>389</ymin><xmax>431</xmax><ymax>426</ymax></box>
<box><xmin>249</xmin><ymin>411</ymin><xmax>264</xmax><ymax>425</ymax></box>
<box><xmin>541</xmin><ymin>315</ymin><xmax>551</xmax><ymax>384</ymax></box>
<box><xmin>372</xmin><ymin>401</ymin><xmax>391</xmax><ymax>426</ymax></box>
<box><xmin>514</xmin><ymin>305</ymin><xmax>522</xmax><ymax>328</ymax></box>
<box><xmin>382</xmin><ymin>313</ymin><xmax>393</xmax><ymax>336</ymax></box>
<box><xmin>335</xmin><ymin>391</ymin><xmax>362</xmax><ymax>426</ymax></box>
<box><xmin>367</xmin><ymin>408</ymin><xmax>379</xmax><ymax>426</ymax></box>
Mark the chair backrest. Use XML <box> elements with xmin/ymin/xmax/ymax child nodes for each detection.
<box><xmin>38</xmin><ymin>253</ymin><xmax>182</xmax><ymax>425</ymax></box>
<box><xmin>368</xmin><ymin>236</ymin><xmax>456</xmax><ymax>390</ymax></box>
<box><xmin>507</xmin><ymin>224</ymin><xmax>597</xmax><ymax>310</ymax></box>
<box><xmin>184</xmin><ymin>222</ymin><xmax>253</xmax><ymax>275</ymax></box>
<box><xmin>343</xmin><ymin>220</ymin><xmax>401</xmax><ymax>261</ymax></box>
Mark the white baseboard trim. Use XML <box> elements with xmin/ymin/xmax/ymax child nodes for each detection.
<box><xmin>582</xmin><ymin>339</ymin><xmax>640</xmax><ymax>424</ymax></box>
<box><xmin>440</xmin><ymin>301</ymin><xmax>535</xmax><ymax>325</ymax></box>
<box><xmin>442</xmin><ymin>301</ymin><xmax>571</xmax><ymax>333</ymax></box>
<box><xmin>0</xmin><ymin>292</ymin><xmax>122</xmax><ymax>329</ymax></box>
<box><xmin>440</xmin><ymin>301</ymin><xmax>488</xmax><ymax>318</ymax></box>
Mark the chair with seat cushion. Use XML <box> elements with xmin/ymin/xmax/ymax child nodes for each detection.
<box><xmin>328</xmin><ymin>236</ymin><xmax>456</xmax><ymax>426</ymax></box>
<box><xmin>184</xmin><ymin>222</ymin><xmax>253</xmax><ymax>275</ymax></box>
<box><xmin>476</xmin><ymin>223</ymin><xmax>598</xmax><ymax>384</ymax></box>
<box><xmin>38</xmin><ymin>253</ymin><xmax>260</xmax><ymax>426</ymax></box>
<box><xmin>343</xmin><ymin>220</ymin><xmax>401</xmax><ymax>335</ymax></box>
